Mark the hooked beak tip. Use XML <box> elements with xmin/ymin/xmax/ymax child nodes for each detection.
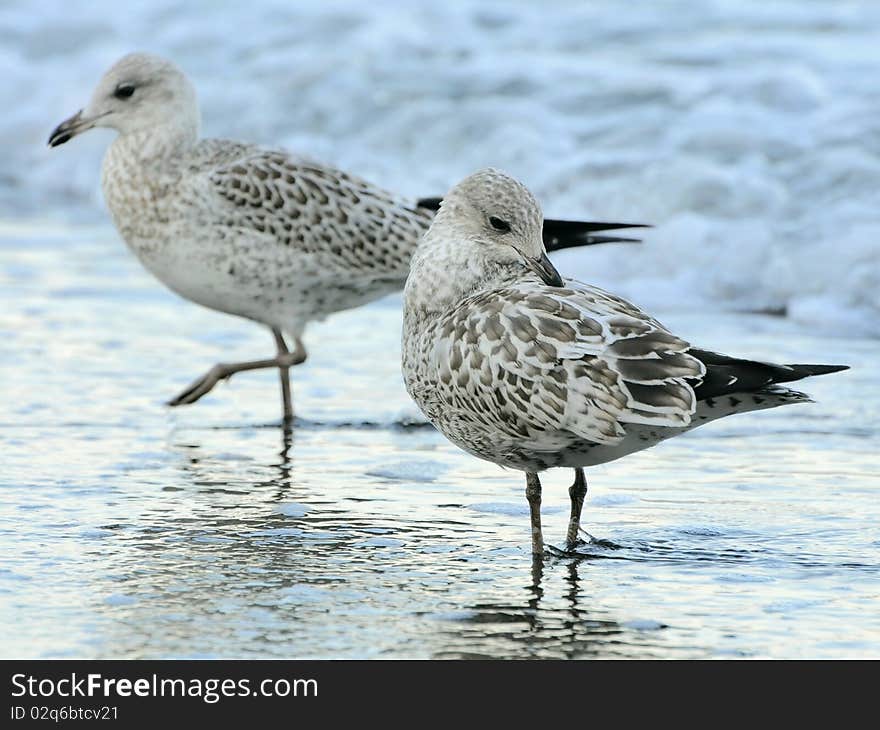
<box><xmin>47</xmin><ymin>131</ymin><xmax>72</xmax><ymax>148</ymax></box>
<box><xmin>47</xmin><ymin>110</ymin><xmax>84</xmax><ymax>148</ymax></box>
<box><xmin>545</xmin><ymin>270</ymin><xmax>564</xmax><ymax>288</ymax></box>
<box><xmin>530</xmin><ymin>252</ymin><xmax>565</xmax><ymax>288</ymax></box>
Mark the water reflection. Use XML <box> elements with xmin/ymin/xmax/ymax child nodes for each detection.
<box><xmin>433</xmin><ymin>553</ymin><xmax>675</xmax><ymax>659</ymax></box>
<box><xmin>30</xmin><ymin>417</ymin><xmax>867</xmax><ymax>659</ymax></box>
<box><xmin>77</xmin><ymin>425</ymin><xmax>640</xmax><ymax>658</ymax></box>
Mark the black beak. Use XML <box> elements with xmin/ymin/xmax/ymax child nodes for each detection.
<box><xmin>48</xmin><ymin>110</ymin><xmax>85</xmax><ymax>147</ymax></box>
<box><xmin>528</xmin><ymin>252</ymin><xmax>564</xmax><ymax>287</ymax></box>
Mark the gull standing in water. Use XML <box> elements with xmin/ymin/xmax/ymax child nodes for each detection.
<box><xmin>402</xmin><ymin>168</ymin><xmax>848</xmax><ymax>555</ymax></box>
<box><xmin>48</xmin><ymin>52</ymin><xmax>644</xmax><ymax>422</ymax></box>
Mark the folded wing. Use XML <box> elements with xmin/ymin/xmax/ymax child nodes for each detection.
<box><xmin>424</xmin><ymin>281</ymin><xmax>705</xmax><ymax>449</ymax></box>
<box><xmin>197</xmin><ymin>143</ymin><xmax>430</xmax><ymax>276</ymax></box>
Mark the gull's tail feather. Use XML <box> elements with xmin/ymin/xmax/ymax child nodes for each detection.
<box><xmin>758</xmin><ymin>385</ymin><xmax>814</xmax><ymax>404</ymax></box>
<box><xmin>690</xmin><ymin>384</ymin><xmax>814</xmax><ymax>427</ymax></box>
<box><xmin>415</xmin><ymin>196</ymin><xmax>649</xmax><ymax>250</ymax></box>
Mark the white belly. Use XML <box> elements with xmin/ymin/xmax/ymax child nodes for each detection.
<box><xmin>120</xmin><ymin>221</ymin><xmax>402</xmax><ymax>333</ymax></box>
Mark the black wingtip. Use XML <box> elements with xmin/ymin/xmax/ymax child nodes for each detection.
<box><xmin>550</xmin><ymin>221</ymin><xmax>653</xmax><ymax>232</ymax></box>
<box><xmin>540</xmin><ymin>218</ymin><xmax>651</xmax><ymax>250</ymax></box>
<box><xmin>543</xmin><ymin>219</ymin><xmax>651</xmax><ymax>249</ymax></box>
<box><xmin>543</xmin><ymin>219</ymin><xmax>652</xmax><ymax>235</ymax></box>
<box><xmin>786</xmin><ymin>364</ymin><xmax>850</xmax><ymax>377</ymax></box>
<box><xmin>416</xmin><ymin>197</ymin><xmax>443</xmax><ymax>212</ymax></box>
<box><xmin>544</xmin><ymin>234</ymin><xmax>644</xmax><ymax>251</ymax></box>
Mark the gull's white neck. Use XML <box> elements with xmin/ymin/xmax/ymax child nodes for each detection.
<box><xmin>404</xmin><ymin>225</ymin><xmax>520</xmax><ymax>323</ymax></box>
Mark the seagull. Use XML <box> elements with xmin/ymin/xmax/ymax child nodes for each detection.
<box><xmin>401</xmin><ymin>168</ymin><xmax>849</xmax><ymax>555</ymax></box>
<box><xmin>47</xmin><ymin>52</ymin><xmax>645</xmax><ymax>421</ymax></box>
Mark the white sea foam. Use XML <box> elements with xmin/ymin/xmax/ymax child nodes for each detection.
<box><xmin>4</xmin><ymin>0</ymin><xmax>878</xmax><ymax>335</ymax></box>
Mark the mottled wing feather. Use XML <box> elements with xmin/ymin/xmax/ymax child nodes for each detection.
<box><xmin>425</xmin><ymin>279</ymin><xmax>705</xmax><ymax>447</ymax></box>
<box><xmin>194</xmin><ymin>142</ymin><xmax>431</xmax><ymax>279</ymax></box>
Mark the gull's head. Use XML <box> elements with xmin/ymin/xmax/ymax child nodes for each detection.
<box><xmin>48</xmin><ymin>53</ymin><xmax>199</xmax><ymax>147</ymax></box>
<box><xmin>429</xmin><ymin>168</ymin><xmax>563</xmax><ymax>287</ymax></box>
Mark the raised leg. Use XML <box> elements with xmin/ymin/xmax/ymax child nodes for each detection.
<box><xmin>525</xmin><ymin>472</ymin><xmax>544</xmax><ymax>556</ymax></box>
<box><xmin>168</xmin><ymin>330</ymin><xmax>307</xmax><ymax>409</ymax></box>
<box><xmin>566</xmin><ymin>467</ymin><xmax>588</xmax><ymax>550</ymax></box>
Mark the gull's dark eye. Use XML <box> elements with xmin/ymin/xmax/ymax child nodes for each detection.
<box><xmin>489</xmin><ymin>216</ymin><xmax>511</xmax><ymax>233</ymax></box>
<box><xmin>114</xmin><ymin>83</ymin><xmax>136</xmax><ymax>100</ymax></box>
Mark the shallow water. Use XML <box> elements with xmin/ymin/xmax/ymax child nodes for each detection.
<box><xmin>0</xmin><ymin>224</ymin><xmax>877</xmax><ymax>659</ymax></box>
